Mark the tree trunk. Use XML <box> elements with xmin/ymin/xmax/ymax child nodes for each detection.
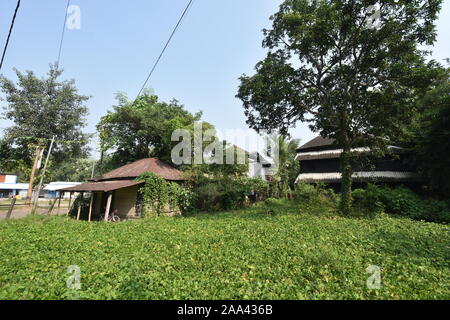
<box><xmin>339</xmin><ymin>142</ymin><xmax>353</xmax><ymax>215</ymax></box>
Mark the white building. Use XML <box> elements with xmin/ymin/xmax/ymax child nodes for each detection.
<box><xmin>0</xmin><ymin>174</ymin><xmax>29</xmax><ymax>198</ymax></box>
<box><xmin>43</xmin><ymin>182</ymin><xmax>82</xmax><ymax>199</ymax></box>
<box><xmin>0</xmin><ymin>174</ymin><xmax>82</xmax><ymax>199</ymax></box>
<box><xmin>248</xmin><ymin>152</ymin><xmax>276</xmax><ymax>181</ymax></box>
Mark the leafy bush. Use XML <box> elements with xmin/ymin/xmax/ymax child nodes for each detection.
<box><xmin>264</xmin><ymin>197</ymin><xmax>286</xmax><ymax>215</ymax></box>
<box><xmin>352</xmin><ymin>185</ymin><xmax>450</xmax><ymax>223</ymax></box>
<box><xmin>352</xmin><ymin>184</ymin><xmax>385</xmax><ymax>218</ymax></box>
<box><xmin>193</xmin><ymin>177</ymin><xmax>269</xmax><ymax>212</ymax></box>
<box><xmin>137</xmin><ymin>172</ymin><xmax>194</xmax><ymax>216</ymax></box>
<box><xmin>293</xmin><ymin>182</ymin><xmax>319</xmax><ymax>203</ymax></box>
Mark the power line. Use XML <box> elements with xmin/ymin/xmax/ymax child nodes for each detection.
<box><xmin>0</xmin><ymin>0</ymin><xmax>21</xmax><ymax>72</ymax></box>
<box><xmin>135</xmin><ymin>0</ymin><xmax>194</xmax><ymax>101</ymax></box>
<box><xmin>56</xmin><ymin>0</ymin><xmax>71</xmax><ymax>68</ymax></box>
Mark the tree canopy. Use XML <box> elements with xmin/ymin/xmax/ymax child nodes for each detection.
<box><xmin>0</xmin><ymin>64</ymin><xmax>90</xmax><ymax>180</ymax></box>
<box><xmin>97</xmin><ymin>92</ymin><xmax>210</xmax><ymax>168</ymax></box>
<box><xmin>237</xmin><ymin>0</ymin><xmax>443</xmax><ymax>213</ymax></box>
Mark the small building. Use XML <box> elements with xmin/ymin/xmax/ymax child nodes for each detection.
<box><xmin>0</xmin><ymin>174</ymin><xmax>28</xmax><ymax>198</ymax></box>
<box><xmin>248</xmin><ymin>152</ymin><xmax>276</xmax><ymax>181</ymax></box>
<box><xmin>61</xmin><ymin>158</ymin><xmax>186</xmax><ymax>220</ymax></box>
<box><xmin>295</xmin><ymin>136</ymin><xmax>420</xmax><ymax>188</ymax></box>
<box><xmin>43</xmin><ymin>182</ymin><xmax>82</xmax><ymax>199</ymax></box>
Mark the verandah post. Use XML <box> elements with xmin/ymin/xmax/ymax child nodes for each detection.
<box><xmin>76</xmin><ymin>192</ymin><xmax>84</xmax><ymax>221</ymax></box>
<box><xmin>104</xmin><ymin>192</ymin><xmax>112</xmax><ymax>222</ymax></box>
<box><xmin>88</xmin><ymin>192</ymin><xmax>94</xmax><ymax>222</ymax></box>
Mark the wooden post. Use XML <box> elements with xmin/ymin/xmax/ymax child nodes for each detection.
<box><xmin>76</xmin><ymin>192</ymin><xmax>83</xmax><ymax>221</ymax></box>
<box><xmin>47</xmin><ymin>198</ymin><xmax>58</xmax><ymax>215</ymax></box>
<box><xmin>57</xmin><ymin>192</ymin><xmax>63</xmax><ymax>215</ymax></box>
<box><xmin>6</xmin><ymin>197</ymin><xmax>16</xmax><ymax>219</ymax></box>
<box><xmin>26</xmin><ymin>147</ymin><xmax>43</xmax><ymax>205</ymax></box>
<box><xmin>67</xmin><ymin>192</ymin><xmax>73</xmax><ymax>216</ymax></box>
<box><xmin>88</xmin><ymin>193</ymin><xmax>94</xmax><ymax>222</ymax></box>
<box><xmin>32</xmin><ymin>136</ymin><xmax>55</xmax><ymax>215</ymax></box>
<box><xmin>104</xmin><ymin>192</ymin><xmax>112</xmax><ymax>222</ymax></box>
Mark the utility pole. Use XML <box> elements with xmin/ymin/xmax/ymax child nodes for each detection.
<box><xmin>91</xmin><ymin>160</ymin><xmax>96</xmax><ymax>179</ymax></box>
<box><xmin>26</xmin><ymin>146</ymin><xmax>44</xmax><ymax>205</ymax></box>
<box><xmin>31</xmin><ymin>136</ymin><xmax>55</xmax><ymax>215</ymax></box>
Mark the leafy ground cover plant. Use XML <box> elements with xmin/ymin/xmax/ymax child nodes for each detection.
<box><xmin>0</xmin><ymin>203</ymin><xmax>448</xmax><ymax>300</ymax></box>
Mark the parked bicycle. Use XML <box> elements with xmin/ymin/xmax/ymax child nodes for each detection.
<box><xmin>100</xmin><ymin>209</ymin><xmax>121</xmax><ymax>222</ymax></box>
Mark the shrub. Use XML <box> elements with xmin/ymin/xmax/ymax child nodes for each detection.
<box><xmin>192</xmin><ymin>177</ymin><xmax>270</xmax><ymax>212</ymax></box>
<box><xmin>137</xmin><ymin>172</ymin><xmax>194</xmax><ymax>216</ymax></box>
<box><xmin>352</xmin><ymin>185</ymin><xmax>450</xmax><ymax>223</ymax></box>
<box><xmin>293</xmin><ymin>182</ymin><xmax>318</xmax><ymax>203</ymax></box>
<box><xmin>264</xmin><ymin>197</ymin><xmax>286</xmax><ymax>215</ymax></box>
<box><xmin>352</xmin><ymin>184</ymin><xmax>385</xmax><ymax>218</ymax></box>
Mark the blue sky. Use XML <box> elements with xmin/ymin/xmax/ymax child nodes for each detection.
<box><xmin>0</xmin><ymin>0</ymin><xmax>449</xmax><ymax>159</ymax></box>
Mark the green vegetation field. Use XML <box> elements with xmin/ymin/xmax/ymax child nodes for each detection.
<box><xmin>0</xmin><ymin>203</ymin><xmax>448</xmax><ymax>300</ymax></box>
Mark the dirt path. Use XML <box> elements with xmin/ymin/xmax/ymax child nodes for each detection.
<box><xmin>0</xmin><ymin>206</ymin><xmax>70</xmax><ymax>219</ymax></box>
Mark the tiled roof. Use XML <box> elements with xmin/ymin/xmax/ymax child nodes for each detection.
<box><xmin>94</xmin><ymin>158</ymin><xmax>186</xmax><ymax>182</ymax></box>
<box><xmin>297</xmin><ymin>136</ymin><xmax>336</xmax><ymax>152</ymax></box>
<box><xmin>61</xmin><ymin>180</ymin><xmax>144</xmax><ymax>192</ymax></box>
<box><xmin>295</xmin><ymin>171</ymin><xmax>421</xmax><ymax>183</ymax></box>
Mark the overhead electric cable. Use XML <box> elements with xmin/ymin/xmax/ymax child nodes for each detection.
<box><xmin>0</xmin><ymin>0</ymin><xmax>21</xmax><ymax>72</ymax></box>
<box><xmin>135</xmin><ymin>0</ymin><xmax>194</xmax><ymax>100</ymax></box>
<box><xmin>56</xmin><ymin>0</ymin><xmax>71</xmax><ymax>67</ymax></box>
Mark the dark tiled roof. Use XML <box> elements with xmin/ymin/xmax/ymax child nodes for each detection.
<box><xmin>297</xmin><ymin>136</ymin><xmax>336</xmax><ymax>152</ymax></box>
<box><xmin>61</xmin><ymin>180</ymin><xmax>143</xmax><ymax>192</ymax></box>
<box><xmin>94</xmin><ymin>158</ymin><xmax>186</xmax><ymax>182</ymax></box>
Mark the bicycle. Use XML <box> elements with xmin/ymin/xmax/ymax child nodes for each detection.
<box><xmin>100</xmin><ymin>211</ymin><xmax>121</xmax><ymax>222</ymax></box>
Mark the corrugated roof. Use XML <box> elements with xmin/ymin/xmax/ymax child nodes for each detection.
<box><xmin>61</xmin><ymin>180</ymin><xmax>144</xmax><ymax>192</ymax></box>
<box><xmin>0</xmin><ymin>183</ymin><xmax>29</xmax><ymax>190</ymax></box>
<box><xmin>94</xmin><ymin>158</ymin><xmax>186</xmax><ymax>182</ymax></box>
<box><xmin>297</xmin><ymin>136</ymin><xmax>335</xmax><ymax>152</ymax></box>
<box><xmin>295</xmin><ymin>171</ymin><xmax>421</xmax><ymax>183</ymax></box>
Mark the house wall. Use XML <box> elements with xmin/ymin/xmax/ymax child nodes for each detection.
<box><xmin>299</xmin><ymin>154</ymin><xmax>415</xmax><ymax>174</ymax></box>
<box><xmin>112</xmin><ymin>185</ymin><xmax>139</xmax><ymax>218</ymax></box>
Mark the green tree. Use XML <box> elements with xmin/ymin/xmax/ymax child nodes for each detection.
<box><xmin>97</xmin><ymin>92</ymin><xmax>212</xmax><ymax>167</ymax></box>
<box><xmin>237</xmin><ymin>0</ymin><xmax>443</xmax><ymax>214</ymax></box>
<box><xmin>277</xmin><ymin>136</ymin><xmax>300</xmax><ymax>197</ymax></box>
<box><xmin>0</xmin><ymin>64</ymin><xmax>90</xmax><ymax>181</ymax></box>
<box><xmin>48</xmin><ymin>158</ymin><xmax>96</xmax><ymax>182</ymax></box>
<box><xmin>411</xmin><ymin>67</ymin><xmax>450</xmax><ymax>198</ymax></box>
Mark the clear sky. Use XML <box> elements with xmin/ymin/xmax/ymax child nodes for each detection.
<box><xmin>1</xmin><ymin>0</ymin><xmax>449</xmax><ymax>159</ymax></box>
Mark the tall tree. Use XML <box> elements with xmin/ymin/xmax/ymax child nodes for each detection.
<box><xmin>410</xmin><ymin>66</ymin><xmax>450</xmax><ymax>198</ymax></box>
<box><xmin>237</xmin><ymin>0</ymin><xmax>443</xmax><ymax>214</ymax></box>
<box><xmin>97</xmin><ymin>92</ymin><xmax>211</xmax><ymax>167</ymax></box>
<box><xmin>0</xmin><ymin>64</ymin><xmax>90</xmax><ymax>181</ymax></box>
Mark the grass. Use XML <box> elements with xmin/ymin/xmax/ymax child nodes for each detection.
<box><xmin>0</xmin><ymin>202</ymin><xmax>448</xmax><ymax>300</ymax></box>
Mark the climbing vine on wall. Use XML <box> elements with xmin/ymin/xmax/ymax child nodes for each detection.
<box><xmin>137</xmin><ymin>172</ymin><xmax>193</xmax><ymax>216</ymax></box>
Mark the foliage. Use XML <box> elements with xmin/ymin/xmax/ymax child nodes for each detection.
<box><xmin>352</xmin><ymin>185</ymin><xmax>450</xmax><ymax>223</ymax></box>
<box><xmin>236</xmin><ymin>0</ymin><xmax>444</xmax><ymax>214</ymax></box>
<box><xmin>0</xmin><ymin>64</ymin><xmax>91</xmax><ymax>180</ymax></box>
<box><xmin>48</xmin><ymin>158</ymin><xmax>96</xmax><ymax>182</ymax></box>
<box><xmin>97</xmin><ymin>92</ymin><xmax>213</xmax><ymax>167</ymax></box>
<box><xmin>137</xmin><ymin>172</ymin><xmax>194</xmax><ymax>216</ymax></box>
<box><xmin>263</xmin><ymin>136</ymin><xmax>300</xmax><ymax>199</ymax></box>
<box><xmin>352</xmin><ymin>184</ymin><xmax>385</xmax><ymax>218</ymax></box>
<box><xmin>191</xmin><ymin>177</ymin><xmax>269</xmax><ymax>212</ymax></box>
<box><xmin>0</xmin><ymin>207</ymin><xmax>448</xmax><ymax>299</ymax></box>
<box><xmin>409</xmin><ymin>67</ymin><xmax>450</xmax><ymax>198</ymax></box>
